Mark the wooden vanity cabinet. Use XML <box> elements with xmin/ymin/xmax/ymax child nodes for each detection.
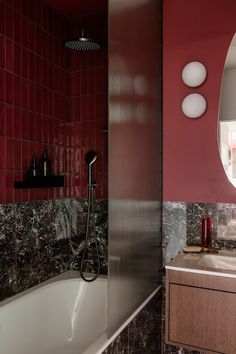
<box><xmin>165</xmin><ymin>270</ymin><xmax>236</xmax><ymax>354</ymax></box>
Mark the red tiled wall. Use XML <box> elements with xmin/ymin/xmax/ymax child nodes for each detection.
<box><xmin>0</xmin><ymin>0</ymin><xmax>108</xmax><ymax>204</ymax></box>
<box><xmin>70</xmin><ymin>11</ymin><xmax>108</xmax><ymax>199</ymax></box>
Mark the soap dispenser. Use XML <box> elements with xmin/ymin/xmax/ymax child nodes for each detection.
<box><xmin>41</xmin><ymin>150</ymin><xmax>51</xmax><ymax>176</ymax></box>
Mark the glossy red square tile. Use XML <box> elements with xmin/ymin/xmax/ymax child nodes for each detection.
<box><xmin>22</xmin><ymin>48</ymin><xmax>29</xmax><ymax>79</ymax></box>
<box><xmin>88</xmin><ymin>69</ymin><xmax>96</xmax><ymax>94</ymax></box>
<box><xmin>59</xmin><ymin>95</ymin><xmax>66</xmax><ymax>119</ymax></box>
<box><xmin>87</xmin><ymin>95</ymin><xmax>95</xmax><ymax>121</ymax></box>
<box><xmin>28</xmin><ymin>112</ymin><xmax>36</xmax><ymax>141</ymax></box>
<box><xmin>41</xmin><ymin>116</ymin><xmax>49</xmax><ymax>144</ymax></box>
<box><xmin>6</xmin><ymin>137</ymin><xmax>14</xmax><ymax>170</ymax></box>
<box><xmin>21</xmin><ymin>189</ymin><xmax>29</xmax><ymax>202</ymax></box>
<box><xmin>29</xmin><ymin>22</ymin><xmax>36</xmax><ymax>51</ymax></box>
<box><xmin>36</xmin><ymin>56</ymin><xmax>42</xmax><ymax>85</ymax></box>
<box><xmin>22</xmin><ymin>0</ymin><xmax>29</xmax><ymax>17</ymax></box>
<box><xmin>42</xmin><ymin>59</ymin><xmax>49</xmax><ymax>87</ymax></box>
<box><xmin>14</xmin><ymin>44</ymin><xmax>21</xmax><ymax>75</ymax></box>
<box><xmin>14</xmin><ymin>173</ymin><xmax>22</xmax><ymax>201</ymax></box>
<box><xmin>6</xmin><ymin>72</ymin><xmax>13</xmax><ymax>104</ymax></box>
<box><xmin>0</xmin><ymin>35</ymin><xmax>6</xmax><ymax>69</ymax></box>
<box><xmin>22</xmin><ymin>110</ymin><xmax>29</xmax><ymax>140</ymax></box>
<box><xmin>80</xmin><ymin>96</ymin><xmax>88</xmax><ymax>121</ymax></box>
<box><xmin>29</xmin><ymin>51</ymin><xmax>35</xmax><ymax>81</ymax></box>
<box><xmin>0</xmin><ymin>102</ymin><xmax>5</xmax><ymax>136</ymax></box>
<box><xmin>80</xmin><ymin>53</ymin><xmax>88</xmax><ymax>71</ymax></box>
<box><xmin>6</xmin><ymin>38</ymin><xmax>14</xmax><ymax>72</ymax></box>
<box><xmin>74</xmin><ymin>123</ymin><xmax>80</xmax><ymax>145</ymax></box>
<box><xmin>14</xmin><ymin>108</ymin><xmax>22</xmax><ymax>139</ymax></box>
<box><xmin>29</xmin><ymin>188</ymin><xmax>36</xmax><ymax>201</ymax></box>
<box><xmin>74</xmin><ymin>146</ymin><xmax>81</xmax><ymax>174</ymax></box>
<box><xmin>74</xmin><ymin>72</ymin><xmax>80</xmax><ymax>96</ymax></box>
<box><xmin>6</xmin><ymin>105</ymin><xmax>13</xmax><ymax>137</ymax></box>
<box><xmin>42</xmin><ymin>89</ymin><xmax>49</xmax><ymax>115</ymax></box>
<box><xmin>5</xmin><ymin>172</ymin><xmax>14</xmax><ymax>204</ymax></box>
<box><xmin>54</xmin><ymin>93</ymin><xmax>60</xmax><ymax>119</ymax></box>
<box><xmin>60</xmin><ymin>69</ymin><xmax>65</xmax><ymax>95</ymax></box>
<box><xmin>14</xmin><ymin>75</ymin><xmax>21</xmax><ymax>107</ymax></box>
<box><xmin>0</xmin><ymin>1</ymin><xmax>6</xmax><ymax>36</ymax></box>
<box><xmin>6</xmin><ymin>4</ymin><xmax>13</xmax><ymax>39</ymax></box>
<box><xmin>73</xmin><ymin>97</ymin><xmax>80</xmax><ymax>122</ymax></box>
<box><xmin>22</xmin><ymin>79</ymin><xmax>29</xmax><ymax>109</ymax></box>
<box><xmin>0</xmin><ymin>69</ymin><xmax>6</xmax><ymax>102</ymax></box>
<box><xmin>80</xmin><ymin>122</ymin><xmax>89</xmax><ymax>147</ymax></box>
<box><xmin>14</xmin><ymin>12</ymin><xmax>22</xmax><ymax>44</ymax></box>
<box><xmin>0</xmin><ymin>171</ymin><xmax>6</xmax><ymax>203</ymax></box>
<box><xmin>35</xmin><ymin>114</ymin><xmax>41</xmax><ymax>142</ymax></box>
<box><xmin>0</xmin><ymin>136</ymin><xmax>6</xmax><ymax>169</ymax></box>
<box><xmin>22</xmin><ymin>140</ymin><xmax>29</xmax><ymax>171</ymax></box>
<box><xmin>36</xmin><ymin>84</ymin><xmax>42</xmax><ymax>113</ymax></box>
<box><xmin>95</xmin><ymin>93</ymin><xmax>108</xmax><ymax>119</ymax></box>
<box><xmin>29</xmin><ymin>82</ymin><xmax>36</xmax><ymax>111</ymax></box>
<box><xmin>36</xmin><ymin>29</ymin><xmax>43</xmax><ymax>56</ymax></box>
<box><xmin>21</xmin><ymin>16</ymin><xmax>29</xmax><ymax>48</ymax></box>
<box><xmin>42</xmin><ymin>32</ymin><xmax>49</xmax><ymax>59</ymax></box>
<box><xmin>48</xmin><ymin>119</ymin><xmax>54</xmax><ymax>144</ymax></box>
<box><xmin>80</xmin><ymin>71</ymin><xmax>88</xmax><ymax>95</ymax></box>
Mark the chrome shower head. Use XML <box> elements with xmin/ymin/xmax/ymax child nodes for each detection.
<box><xmin>85</xmin><ymin>151</ymin><xmax>97</xmax><ymax>166</ymax></box>
<box><xmin>64</xmin><ymin>28</ymin><xmax>100</xmax><ymax>51</ymax></box>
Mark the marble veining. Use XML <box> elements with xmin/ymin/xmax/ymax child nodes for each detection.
<box><xmin>186</xmin><ymin>202</ymin><xmax>236</xmax><ymax>250</ymax></box>
<box><xmin>162</xmin><ymin>202</ymin><xmax>186</xmax><ymax>265</ymax></box>
<box><xmin>103</xmin><ymin>290</ymin><xmax>162</xmax><ymax>354</ymax></box>
<box><xmin>0</xmin><ymin>198</ymin><xmax>108</xmax><ymax>302</ymax></box>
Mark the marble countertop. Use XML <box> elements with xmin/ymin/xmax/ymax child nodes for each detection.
<box><xmin>165</xmin><ymin>250</ymin><xmax>236</xmax><ymax>279</ymax></box>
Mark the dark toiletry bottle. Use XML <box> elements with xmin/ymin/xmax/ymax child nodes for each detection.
<box><xmin>201</xmin><ymin>217</ymin><xmax>212</xmax><ymax>251</ymax></box>
<box><xmin>41</xmin><ymin>150</ymin><xmax>51</xmax><ymax>176</ymax></box>
<box><xmin>28</xmin><ymin>156</ymin><xmax>41</xmax><ymax>177</ymax></box>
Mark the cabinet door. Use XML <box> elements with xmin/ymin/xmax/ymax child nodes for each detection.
<box><xmin>168</xmin><ymin>284</ymin><xmax>236</xmax><ymax>354</ymax></box>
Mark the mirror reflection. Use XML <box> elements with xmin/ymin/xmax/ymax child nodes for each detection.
<box><xmin>219</xmin><ymin>33</ymin><xmax>236</xmax><ymax>187</ymax></box>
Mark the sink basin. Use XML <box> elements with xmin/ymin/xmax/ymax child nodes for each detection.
<box><xmin>198</xmin><ymin>253</ymin><xmax>236</xmax><ymax>271</ymax></box>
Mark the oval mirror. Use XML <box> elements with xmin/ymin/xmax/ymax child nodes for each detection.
<box><xmin>219</xmin><ymin>33</ymin><xmax>236</xmax><ymax>188</ymax></box>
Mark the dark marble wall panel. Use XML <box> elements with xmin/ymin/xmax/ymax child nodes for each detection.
<box><xmin>162</xmin><ymin>202</ymin><xmax>186</xmax><ymax>265</ymax></box>
<box><xmin>0</xmin><ymin>204</ymin><xmax>17</xmax><ymax>301</ymax></box>
<box><xmin>186</xmin><ymin>202</ymin><xmax>236</xmax><ymax>250</ymax></box>
<box><xmin>0</xmin><ymin>198</ymin><xmax>108</xmax><ymax>302</ymax></box>
<box><xmin>69</xmin><ymin>199</ymin><xmax>108</xmax><ymax>274</ymax></box>
<box><xmin>103</xmin><ymin>290</ymin><xmax>162</xmax><ymax>354</ymax></box>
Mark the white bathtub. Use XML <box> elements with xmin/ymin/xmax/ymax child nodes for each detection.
<box><xmin>0</xmin><ymin>271</ymin><xmax>161</xmax><ymax>354</ymax></box>
<box><xmin>0</xmin><ymin>271</ymin><xmax>107</xmax><ymax>354</ymax></box>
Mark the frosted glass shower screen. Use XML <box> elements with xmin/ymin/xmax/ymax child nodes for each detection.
<box><xmin>108</xmin><ymin>0</ymin><xmax>162</xmax><ymax>337</ymax></box>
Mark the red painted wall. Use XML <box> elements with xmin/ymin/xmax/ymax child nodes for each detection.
<box><xmin>0</xmin><ymin>0</ymin><xmax>108</xmax><ymax>204</ymax></box>
<box><xmin>163</xmin><ymin>0</ymin><xmax>236</xmax><ymax>203</ymax></box>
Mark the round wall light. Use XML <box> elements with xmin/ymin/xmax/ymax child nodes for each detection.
<box><xmin>182</xmin><ymin>61</ymin><xmax>207</xmax><ymax>87</ymax></box>
<box><xmin>182</xmin><ymin>93</ymin><xmax>207</xmax><ymax>118</ymax></box>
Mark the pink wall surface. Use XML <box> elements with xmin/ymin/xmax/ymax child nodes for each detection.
<box><xmin>163</xmin><ymin>0</ymin><xmax>236</xmax><ymax>203</ymax></box>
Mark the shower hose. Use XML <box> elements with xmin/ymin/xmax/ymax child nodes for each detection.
<box><xmin>80</xmin><ymin>183</ymin><xmax>100</xmax><ymax>282</ymax></box>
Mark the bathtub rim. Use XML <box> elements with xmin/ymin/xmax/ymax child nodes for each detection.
<box><xmin>82</xmin><ymin>283</ymin><xmax>162</xmax><ymax>354</ymax></box>
<box><xmin>0</xmin><ymin>271</ymin><xmax>107</xmax><ymax>309</ymax></box>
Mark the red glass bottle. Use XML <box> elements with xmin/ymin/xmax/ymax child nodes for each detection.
<box><xmin>201</xmin><ymin>217</ymin><xmax>212</xmax><ymax>251</ymax></box>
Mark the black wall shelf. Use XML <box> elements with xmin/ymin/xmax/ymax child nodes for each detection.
<box><xmin>14</xmin><ymin>176</ymin><xmax>64</xmax><ymax>189</ymax></box>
